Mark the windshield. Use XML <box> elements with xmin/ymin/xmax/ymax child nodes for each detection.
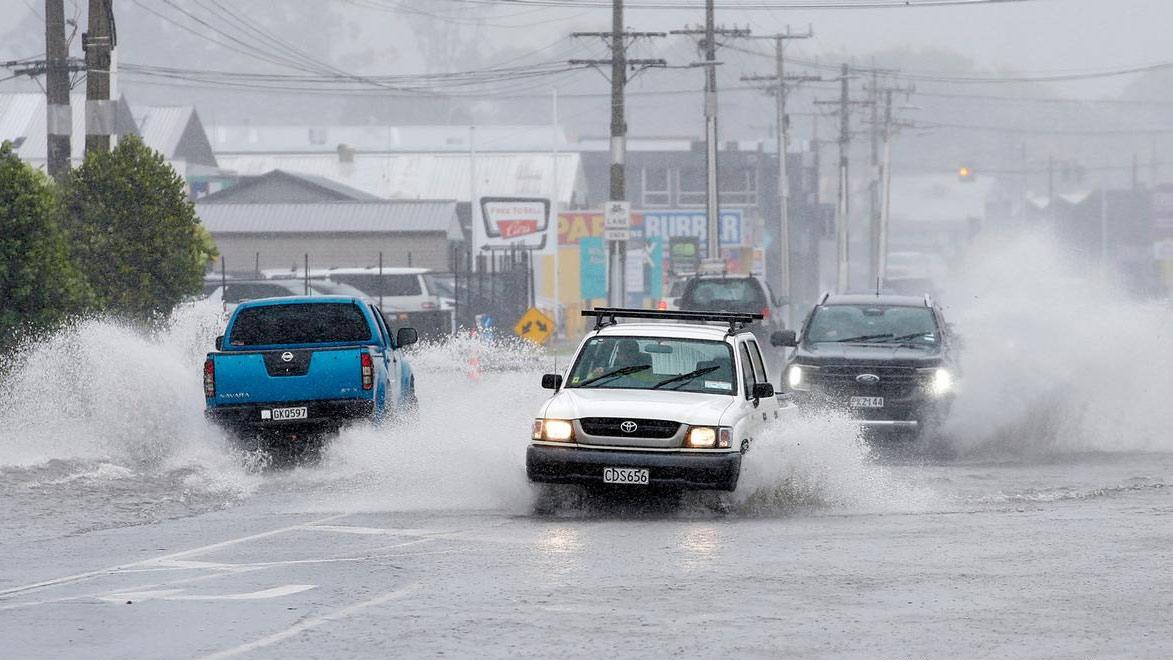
<box><xmin>805</xmin><ymin>305</ymin><xmax>940</xmax><ymax>346</ymax></box>
<box><xmin>229</xmin><ymin>303</ymin><xmax>371</xmax><ymax>346</ymax></box>
<box><xmin>566</xmin><ymin>336</ymin><xmax>735</xmax><ymax>395</ymax></box>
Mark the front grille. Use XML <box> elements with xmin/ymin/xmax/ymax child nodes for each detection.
<box><xmin>579</xmin><ymin>417</ymin><xmax>681</xmax><ymax>439</ymax></box>
<box><xmin>808</xmin><ymin>365</ymin><xmax>926</xmax><ymax>397</ymax></box>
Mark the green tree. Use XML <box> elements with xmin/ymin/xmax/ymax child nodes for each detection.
<box><xmin>0</xmin><ymin>142</ymin><xmax>91</xmax><ymax>344</ymax></box>
<box><xmin>62</xmin><ymin>135</ymin><xmax>217</xmax><ymax>321</ymax></box>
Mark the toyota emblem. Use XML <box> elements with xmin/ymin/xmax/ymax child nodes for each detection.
<box><xmin>281</xmin><ymin>352</ymin><xmax>294</xmax><ymax>363</ymax></box>
<box><xmin>856</xmin><ymin>373</ymin><xmax>880</xmax><ymax>385</ymax></box>
<box><xmin>620</xmin><ymin>420</ymin><xmax>638</xmax><ymax>434</ymax></box>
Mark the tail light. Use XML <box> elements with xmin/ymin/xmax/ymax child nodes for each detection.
<box><xmin>203</xmin><ymin>358</ymin><xmax>215</xmax><ymax>398</ymax></box>
<box><xmin>657</xmin><ymin>299</ymin><xmax>668</xmax><ymax>310</ymax></box>
<box><xmin>421</xmin><ymin>301</ymin><xmax>437</xmax><ymax>310</ymax></box>
<box><xmin>360</xmin><ymin>352</ymin><xmax>374</xmax><ymax>390</ymax></box>
<box><xmin>761</xmin><ymin>306</ymin><xmax>770</xmax><ymax>320</ymax></box>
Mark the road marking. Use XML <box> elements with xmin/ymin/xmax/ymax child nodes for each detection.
<box><xmin>198</xmin><ymin>584</ymin><xmax>419</xmax><ymax>660</ymax></box>
<box><xmin>0</xmin><ymin>513</ymin><xmax>349</xmax><ymax>599</ymax></box>
<box><xmin>98</xmin><ymin>585</ymin><xmax>317</xmax><ymax>603</ymax></box>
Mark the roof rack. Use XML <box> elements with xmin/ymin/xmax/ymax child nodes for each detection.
<box><xmin>582</xmin><ymin>307</ymin><xmax>762</xmax><ymax>335</ymax></box>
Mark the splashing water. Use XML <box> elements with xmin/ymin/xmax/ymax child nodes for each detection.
<box><xmin>941</xmin><ymin>230</ymin><xmax>1173</xmax><ymax>456</ymax></box>
<box><xmin>734</xmin><ymin>411</ymin><xmax>938</xmax><ymax>515</ymax></box>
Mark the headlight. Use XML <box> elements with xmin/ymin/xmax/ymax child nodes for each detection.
<box><xmin>686</xmin><ymin>427</ymin><xmax>731</xmax><ymax>449</ymax></box>
<box><xmin>919</xmin><ymin>367</ymin><xmax>953</xmax><ymax>397</ymax></box>
<box><xmin>534</xmin><ymin>418</ymin><xmax>574</xmax><ymax>442</ymax></box>
<box><xmin>787</xmin><ymin>364</ymin><xmax>814</xmax><ymax>391</ymax></box>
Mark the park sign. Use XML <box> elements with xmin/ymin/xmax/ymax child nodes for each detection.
<box><xmin>477</xmin><ymin>197</ymin><xmax>550</xmax><ymax>250</ymax></box>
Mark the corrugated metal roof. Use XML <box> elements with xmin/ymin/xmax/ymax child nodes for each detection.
<box><xmin>214</xmin><ymin>152</ymin><xmax>581</xmax><ymax>204</ymax></box>
<box><xmin>210</xmin><ymin>124</ymin><xmax>570</xmax><ymax>153</ymax></box>
<box><xmin>196</xmin><ymin>201</ymin><xmax>459</xmax><ymax>235</ymax></box>
<box><xmin>131</xmin><ymin>105</ymin><xmax>193</xmax><ymax>158</ymax></box>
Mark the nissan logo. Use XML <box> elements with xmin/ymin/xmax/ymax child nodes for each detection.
<box><xmin>856</xmin><ymin>373</ymin><xmax>880</xmax><ymax>385</ymax></box>
<box><xmin>620</xmin><ymin>420</ymin><xmax>639</xmax><ymax>434</ymax></box>
<box><xmin>281</xmin><ymin>352</ymin><xmax>294</xmax><ymax>363</ymax></box>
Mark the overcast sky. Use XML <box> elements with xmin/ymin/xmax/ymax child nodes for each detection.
<box><xmin>2</xmin><ymin>0</ymin><xmax>1169</xmax><ymax>101</ymax></box>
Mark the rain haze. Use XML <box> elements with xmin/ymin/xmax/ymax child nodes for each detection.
<box><xmin>2</xmin><ymin>1</ymin><xmax>1173</xmax><ymax>658</ymax></box>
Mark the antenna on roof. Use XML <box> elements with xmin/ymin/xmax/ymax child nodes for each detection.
<box><xmin>875</xmin><ymin>277</ymin><xmax>881</xmax><ymax>297</ymax></box>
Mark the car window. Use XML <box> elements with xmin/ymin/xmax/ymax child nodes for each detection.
<box><xmin>369</xmin><ymin>304</ymin><xmax>391</xmax><ymax>347</ymax></box>
<box><xmin>229</xmin><ymin>303</ymin><xmax>372</xmax><ymax>346</ymax></box>
<box><xmin>746</xmin><ymin>340</ymin><xmax>767</xmax><ymax>383</ymax></box>
<box><xmin>805</xmin><ymin>305</ymin><xmax>939</xmax><ymax>345</ymax></box>
<box><xmin>566</xmin><ymin>336</ymin><xmax>736</xmax><ymax>395</ymax></box>
<box><xmin>739</xmin><ymin>343</ymin><xmax>756</xmax><ymax>399</ymax></box>
<box><xmin>222</xmin><ymin>282</ymin><xmax>300</xmax><ymax>304</ymax></box>
<box><xmin>683</xmin><ymin>278</ymin><xmax>766</xmax><ymax>307</ymax></box>
<box><xmin>330</xmin><ymin>273</ymin><xmax>423</xmax><ymax>297</ymax></box>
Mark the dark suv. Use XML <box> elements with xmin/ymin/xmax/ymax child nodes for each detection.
<box><xmin>772</xmin><ymin>293</ymin><xmax>957</xmax><ymax>435</ymax></box>
<box><xmin>678</xmin><ymin>275</ymin><xmax>786</xmax><ymax>361</ymax></box>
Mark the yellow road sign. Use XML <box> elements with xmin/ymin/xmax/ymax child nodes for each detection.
<box><xmin>514</xmin><ymin>307</ymin><xmax>556</xmax><ymax>345</ymax></box>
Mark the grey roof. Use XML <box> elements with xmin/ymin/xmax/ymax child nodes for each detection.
<box><xmin>132</xmin><ymin>105</ymin><xmax>193</xmax><ymax>158</ymax></box>
<box><xmin>215</xmin><ymin>151</ymin><xmax>582</xmax><ymax>204</ymax></box>
<box><xmin>198</xmin><ymin>169</ymin><xmax>382</xmax><ymax>203</ymax></box>
<box><xmin>196</xmin><ymin>201</ymin><xmax>459</xmax><ymax>236</ymax></box>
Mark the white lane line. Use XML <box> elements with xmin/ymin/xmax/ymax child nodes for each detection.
<box><xmin>0</xmin><ymin>513</ymin><xmax>350</xmax><ymax>599</ymax></box>
<box><xmin>0</xmin><ymin>538</ymin><xmax>439</xmax><ymax>612</ymax></box>
<box><xmin>97</xmin><ymin>584</ymin><xmax>317</xmax><ymax>603</ymax></box>
<box><xmin>198</xmin><ymin>584</ymin><xmax>419</xmax><ymax>660</ymax></box>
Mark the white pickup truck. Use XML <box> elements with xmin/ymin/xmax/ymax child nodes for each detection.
<box><xmin>527</xmin><ymin>308</ymin><xmax>790</xmax><ymax>492</ymax></box>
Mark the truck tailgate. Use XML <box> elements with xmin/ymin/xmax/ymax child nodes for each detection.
<box><xmin>210</xmin><ymin>347</ymin><xmax>368</xmax><ymax>405</ymax></box>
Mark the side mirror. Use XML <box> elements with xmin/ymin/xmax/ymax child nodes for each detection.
<box><xmin>752</xmin><ymin>382</ymin><xmax>775</xmax><ymax>399</ymax></box>
<box><xmin>770</xmin><ymin>330</ymin><xmax>797</xmax><ymax>347</ymax></box>
<box><xmin>396</xmin><ymin>327</ymin><xmax>418</xmax><ymax>348</ymax></box>
<box><xmin>215</xmin><ymin>335</ymin><xmax>224</xmax><ymax>351</ymax></box>
<box><xmin>542</xmin><ymin>374</ymin><xmax>563</xmax><ymax>390</ymax></box>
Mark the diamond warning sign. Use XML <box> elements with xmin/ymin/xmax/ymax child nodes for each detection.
<box><xmin>513</xmin><ymin>307</ymin><xmax>556</xmax><ymax>345</ymax></box>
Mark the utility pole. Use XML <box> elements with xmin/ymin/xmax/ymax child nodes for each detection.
<box><xmin>742</xmin><ymin>27</ymin><xmax>816</xmax><ymax>317</ymax></box>
<box><xmin>868</xmin><ymin>69</ymin><xmax>881</xmax><ymax>285</ymax></box>
<box><xmin>45</xmin><ymin>0</ymin><xmax>71</xmax><ymax>180</ymax></box>
<box><xmin>867</xmin><ymin>79</ymin><xmax>913</xmax><ymax>287</ymax></box>
<box><xmin>833</xmin><ymin>64</ymin><xmax>852</xmax><ymax>292</ymax></box>
<box><xmin>572</xmin><ymin>2</ymin><xmax>665</xmax><ymax>306</ymax></box>
<box><xmin>673</xmin><ymin>6</ymin><xmax>750</xmax><ymax>266</ymax></box>
<box><xmin>84</xmin><ymin>0</ymin><xmax>115</xmax><ymax>155</ymax></box>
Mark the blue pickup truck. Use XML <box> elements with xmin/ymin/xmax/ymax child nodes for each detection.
<box><xmin>204</xmin><ymin>296</ymin><xmax>417</xmax><ymax>449</ymax></box>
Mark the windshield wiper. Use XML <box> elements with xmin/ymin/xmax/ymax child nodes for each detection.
<box><xmin>651</xmin><ymin>365</ymin><xmax>720</xmax><ymax>390</ymax></box>
<box><xmin>832</xmin><ymin>333</ymin><xmax>893</xmax><ymax>343</ymax></box>
<box><xmin>878</xmin><ymin>332</ymin><xmax>932</xmax><ymax>344</ymax></box>
<box><xmin>576</xmin><ymin>364</ymin><xmax>650</xmax><ymax>387</ymax></box>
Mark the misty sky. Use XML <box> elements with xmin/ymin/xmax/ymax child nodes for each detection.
<box><xmin>2</xmin><ymin>0</ymin><xmax>1171</xmax><ymax>99</ymax></box>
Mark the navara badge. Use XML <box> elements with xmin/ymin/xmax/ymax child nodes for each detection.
<box><xmin>281</xmin><ymin>352</ymin><xmax>294</xmax><ymax>362</ymax></box>
<box><xmin>856</xmin><ymin>373</ymin><xmax>881</xmax><ymax>385</ymax></box>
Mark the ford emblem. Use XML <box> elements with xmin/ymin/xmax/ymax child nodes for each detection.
<box><xmin>620</xmin><ymin>420</ymin><xmax>638</xmax><ymax>434</ymax></box>
<box><xmin>856</xmin><ymin>373</ymin><xmax>880</xmax><ymax>385</ymax></box>
<box><xmin>281</xmin><ymin>352</ymin><xmax>294</xmax><ymax>363</ymax></box>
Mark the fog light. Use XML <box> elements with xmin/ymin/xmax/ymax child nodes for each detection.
<box><xmin>686</xmin><ymin>426</ymin><xmax>717</xmax><ymax>448</ymax></box>
<box><xmin>787</xmin><ymin>364</ymin><xmax>813</xmax><ymax>391</ymax></box>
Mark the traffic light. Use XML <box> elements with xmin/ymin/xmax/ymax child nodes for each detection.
<box><xmin>958</xmin><ymin>166</ymin><xmax>975</xmax><ymax>182</ymax></box>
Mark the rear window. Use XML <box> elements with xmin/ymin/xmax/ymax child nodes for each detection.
<box><xmin>229</xmin><ymin>303</ymin><xmax>371</xmax><ymax>346</ymax></box>
<box><xmin>682</xmin><ymin>278</ymin><xmax>766</xmax><ymax>307</ymax></box>
<box><xmin>331</xmin><ymin>274</ymin><xmax>423</xmax><ymax>297</ymax></box>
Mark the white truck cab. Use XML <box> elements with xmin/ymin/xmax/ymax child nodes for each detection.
<box><xmin>527</xmin><ymin>308</ymin><xmax>788</xmax><ymax>492</ymax></box>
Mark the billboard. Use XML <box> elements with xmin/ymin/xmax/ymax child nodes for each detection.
<box><xmin>557</xmin><ymin>209</ymin><xmax>744</xmax><ymax>249</ymax></box>
<box><xmin>476</xmin><ymin>197</ymin><xmax>550</xmax><ymax>251</ymax></box>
